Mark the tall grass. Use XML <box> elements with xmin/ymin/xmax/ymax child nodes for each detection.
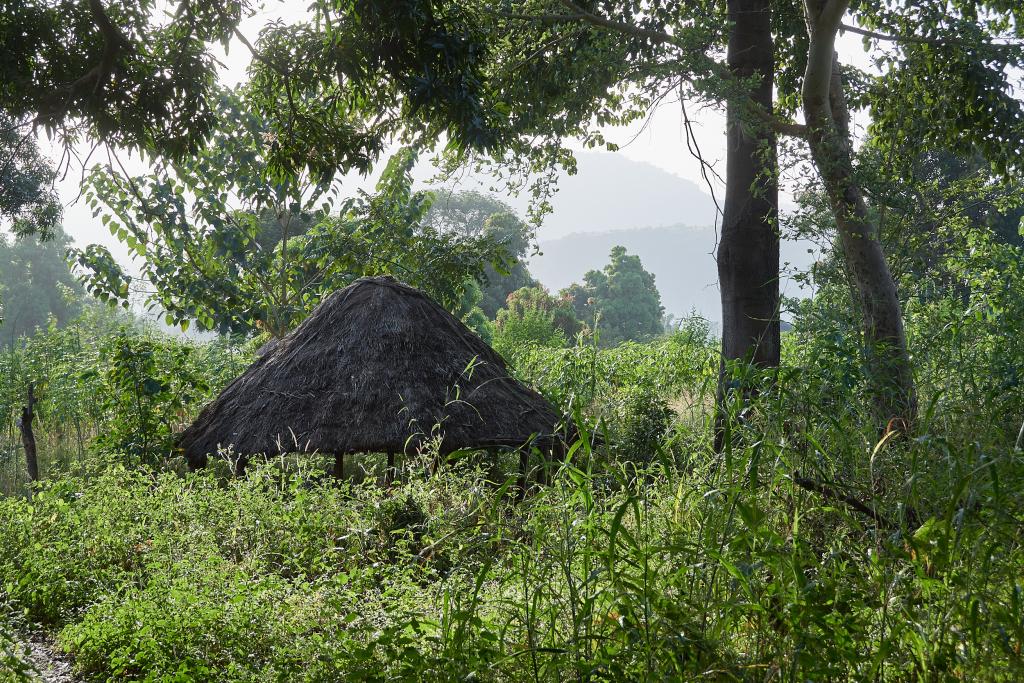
<box><xmin>0</xmin><ymin>308</ymin><xmax>249</xmax><ymax>495</ymax></box>
<box><xmin>1</xmin><ymin>313</ymin><xmax>1023</xmax><ymax>680</ymax></box>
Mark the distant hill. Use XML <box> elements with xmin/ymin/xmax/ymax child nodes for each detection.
<box><xmin>528</xmin><ymin>224</ymin><xmax>719</xmax><ymax>322</ymax></box>
<box><xmin>528</xmin><ymin>224</ymin><xmax>817</xmax><ymax>325</ymax></box>
<box><xmin>501</xmin><ymin>152</ymin><xmax>721</xmax><ymax>239</ymax></box>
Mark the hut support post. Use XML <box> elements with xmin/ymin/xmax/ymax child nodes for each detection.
<box><xmin>517</xmin><ymin>448</ymin><xmax>529</xmax><ymax>500</ymax></box>
<box><xmin>385</xmin><ymin>452</ymin><xmax>395</xmax><ymax>484</ymax></box>
<box><xmin>333</xmin><ymin>452</ymin><xmax>345</xmax><ymax>480</ymax></box>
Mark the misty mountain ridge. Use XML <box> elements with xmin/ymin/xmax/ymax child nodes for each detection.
<box><xmin>500</xmin><ymin>152</ymin><xmax>721</xmax><ymax>239</ymax></box>
<box><xmin>527</xmin><ymin>223</ymin><xmax>817</xmax><ymax>326</ymax></box>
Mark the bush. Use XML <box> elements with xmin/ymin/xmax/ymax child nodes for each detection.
<box><xmin>2</xmin><ymin>311</ymin><xmax>1024</xmax><ymax>680</ymax></box>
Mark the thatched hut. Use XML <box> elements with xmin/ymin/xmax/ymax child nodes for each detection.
<box><xmin>178</xmin><ymin>276</ymin><xmax>563</xmax><ymax>479</ymax></box>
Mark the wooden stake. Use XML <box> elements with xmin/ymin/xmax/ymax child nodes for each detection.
<box><xmin>333</xmin><ymin>452</ymin><xmax>345</xmax><ymax>479</ymax></box>
<box><xmin>19</xmin><ymin>384</ymin><xmax>38</xmax><ymax>484</ymax></box>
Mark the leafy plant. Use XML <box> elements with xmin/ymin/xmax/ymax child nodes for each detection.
<box><xmin>73</xmin><ymin>95</ymin><xmax>506</xmax><ymax>337</ymax></box>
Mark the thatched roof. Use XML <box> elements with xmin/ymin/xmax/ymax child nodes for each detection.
<box><xmin>179</xmin><ymin>276</ymin><xmax>563</xmax><ymax>465</ymax></box>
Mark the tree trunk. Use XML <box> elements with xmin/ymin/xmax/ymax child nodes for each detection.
<box><xmin>19</xmin><ymin>384</ymin><xmax>39</xmax><ymax>484</ymax></box>
<box><xmin>802</xmin><ymin>0</ymin><xmax>917</xmax><ymax>427</ymax></box>
<box><xmin>715</xmin><ymin>0</ymin><xmax>780</xmax><ymax>448</ymax></box>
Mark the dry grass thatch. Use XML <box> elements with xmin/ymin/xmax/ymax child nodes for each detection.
<box><xmin>179</xmin><ymin>276</ymin><xmax>563</xmax><ymax>466</ymax></box>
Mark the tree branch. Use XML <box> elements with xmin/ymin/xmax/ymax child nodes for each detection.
<box><xmin>502</xmin><ymin>2</ymin><xmax>808</xmax><ymax>139</ymax></box>
<box><xmin>65</xmin><ymin>0</ymin><xmax>132</xmax><ymax>99</ymax></box>
<box><xmin>556</xmin><ymin>0</ymin><xmax>678</xmax><ymax>45</ymax></box>
<box><xmin>802</xmin><ymin>0</ymin><xmax>848</xmax><ymax>125</ymax></box>
<box><xmin>791</xmin><ymin>472</ymin><xmax>896</xmax><ymax>530</ymax></box>
<box><xmin>840</xmin><ymin>22</ymin><xmax>1024</xmax><ymax>50</ymax></box>
<box><xmin>233</xmin><ymin>27</ymin><xmax>285</xmax><ymax>75</ymax></box>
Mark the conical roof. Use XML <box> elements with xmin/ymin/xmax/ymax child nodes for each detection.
<box><xmin>179</xmin><ymin>276</ymin><xmax>562</xmax><ymax>465</ymax></box>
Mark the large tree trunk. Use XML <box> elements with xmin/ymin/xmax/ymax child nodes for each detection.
<box><xmin>802</xmin><ymin>0</ymin><xmax>917</xmax><ymax>427</ymax></box>
<box><xmin>715</xmin><ymin>0</ymin><xmax>780</xmax><ymax>447</ymax></box>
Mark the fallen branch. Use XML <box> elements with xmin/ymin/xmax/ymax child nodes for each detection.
<box><xmin>790</xmin><ymin>471</ymin><xmax>896</xmax><ymax>530</ymax></box>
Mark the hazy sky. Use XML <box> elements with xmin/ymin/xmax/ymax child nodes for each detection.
<box><xmin>35</xmin><ymin>5</ymin><xmax>874</xmax><ymax>277</ymax></box>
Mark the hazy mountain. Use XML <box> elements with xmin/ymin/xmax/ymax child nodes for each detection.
<box><xmin>528</xmin><ymin>224</ymin><xmax>817</xmax><ymax>325</ymax></box>
<box><xmin>64</xmin><ymin>147</ymin><xmax>812</xmax><ymax>327</ymax></box>
<box><xmin>500</xmin><ymin>152</ymin><xmax>721</xmax><ymax>240</ymax></box>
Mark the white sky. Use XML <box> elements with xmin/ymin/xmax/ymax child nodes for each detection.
<box><xmin>34</xmin><ymin>6</ymin><xmax>875</xmax><ymax>290</ymax></box>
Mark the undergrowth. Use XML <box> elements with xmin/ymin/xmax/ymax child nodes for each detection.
<box><xmin>1</xmin><ymin>317</ymin><xmax>1023</xmax><ymax>680</ymax></box>
<box><xmin>1</xmin><ymin>415</ymin><xmax>1023</xmax><ymax>680</ymax></box>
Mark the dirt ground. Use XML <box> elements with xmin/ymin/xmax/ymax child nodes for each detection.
<box><xmin>8</xmin><ymin>632</ymin><xmax>78</xmax><ymax>683</ymax></box>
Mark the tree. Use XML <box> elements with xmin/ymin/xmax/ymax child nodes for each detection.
<box><xmin>792</xmin><ymin>142</ymin><xmax>1024</xmax><ymax>309</ymax></box>
<box><xmin>492</xmin><ymin>285</ymin><xmax>580</xmax><ymax>359</ymax></box>
<box><xmin>0</xmin><ymin>226</ymin><xmax>84</xmax><ymax>345</ymax></box>
<box><xmin>789</xmin><ymin>140</ymin><xmax>1024</xmax><ymax>434</ymax></box>
<box><xmin>426</xmin><ymin>191</ymin><xmax>515</xmax><ymax>239</ymax></box>
<box><xmin>717</xmin><ymin>0</ymin><xmax>780</xmax><ymax>417</ymax></box>
<box><xmin>563</xmin><ymin>246</ymin><xmax>664</xmax><ymax>347</ymax></box>
<box><xmin>0</xmin><ymin>113</ymin><xmax>61</xmax><ymax>238</ymax></box>
<box><xmin>792</xmin><ymin>1</ymin><xmax>1021</xmax><ymax>423</ymax></box>
<box><xmin>508</xmin><ymin>285</ymin><xmax>582</xmax><ymax>339</ymax></box>
<box><xmin>1</xmin><ymin>1</ymin><xmax>249</xmax><ymax>168</ymax></box>
<box><xmin>426</xmin><ymin>191</ymin><xmax>537</xmax><ymax>317</ymax></box>
<box><xmin>71</xmin><ymin>96</ymin><xmax>504</xmax><ymax>337</ymax></box>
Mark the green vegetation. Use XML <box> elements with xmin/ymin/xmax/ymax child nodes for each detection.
<box><xmin>492</xmin><ymin>286</ymin><xmax>581</xmax><ymax>359</ymax></box>
<box><xmin>562</xmin><ymin>246</ymin><xmax>665</xmax><ymax>347</ymax></box>
<box><xmin>0</xmin><ymin>307</ymin><xmax>248</xmax><ymax>495</ymax></box>
<box><xmin>491</xmin><ymin>246</ymin><xmax>666</xmax><ymax>360</ymax></box>
<box><xmin>3</xmin><ymin>1</ymin><xmax>1024</xmax><ymax>680</ymax></box>
<box><xmin>0</xmin><ymin>228</ymin><xmax>83</xmax><ymax>344</ymax></box>
<box><xmin>2</xmin><ymin>264</ymin><xmax>1023</xmax><ymax>679</ymax></box>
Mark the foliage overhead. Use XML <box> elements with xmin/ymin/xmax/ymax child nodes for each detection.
<box><xmin>72</xmin><ymin>96</ymin><xmax>506</xmax><ymax>337</ymax></box>
<box><xmin>241</xmin><ymin>0</ymin><xmax>498</xmax><ymax>183</ymax></box>
<box><xmin>0</xmin><ymin>0</ymin><xmax>250</xmax><ymax>160</ymax></box>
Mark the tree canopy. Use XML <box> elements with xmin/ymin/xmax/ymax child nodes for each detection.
<box><xmin>1</xmin><ymin>0</ymin><xmax>249</xmax><ymax>160</ymax></box>
<box><xmin>563</xmin><ymin>245</ymin><xmax>664</xmax><ymax>347</ymax></box>
<box><xmin>0</xmin><ymin>226</ymin><xmax>83</xmax><ymax>344</ymax></box>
